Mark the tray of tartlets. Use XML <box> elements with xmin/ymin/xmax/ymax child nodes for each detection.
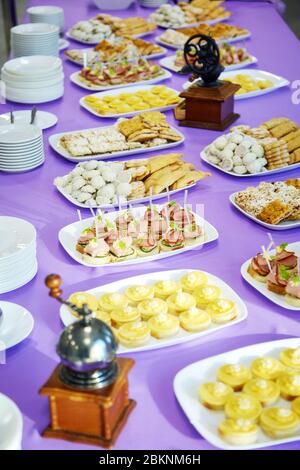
<box><xmin>230</xmin><ymin>179</ymin><xmax>300</xmax><ymax>230</ymax></box>
<box><xmin>58</xmin><ymin>202</ymin><xmax>218</xmax><ymax>267</ymax></box>
<box><xmin>174</xmin><ymin>338</ymin><xmax>300</xmax><ymax>450</ymax></box>
<box><xmin>201</xmin><ymin>118</ymin><xmax>300</xmax><ymax>176</ymax></box>
<box><xmin>241</xmin><ymin>241</ymin><xmax>300</xmax><ymax>311</ymax></box>
<box><xmin>80</xmin><ymin>85</ymin><xmax>181</xmax><ymax>119</ymax></box>
<box><xmin>49</xmin><ymin>112</ymin><xmax>185</xmax><ymax>162</ymax></box>
<box><xmin>60</xmin><ymin>269</ymin><xmax>248</xmax><ymax>353</ymax></box>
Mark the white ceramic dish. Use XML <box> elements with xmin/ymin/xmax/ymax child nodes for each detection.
<box><xmin>0</xmin><ymin>124</ymin><xmax>41</xmax><ymax>144</ymax></box>
<box><xmin>0</xmin><ymin>393</ymin><xmax>23</xmax><ymax>450</ymax></box>
<box><xmin>174</xmin><ymin>337</ymin><xmax>300</xmax><ymax>450</ymax></box>
<box><xmin>11</xmin><ymin>22</ymin><xmax>59</xmax><ymax>36</ymax></box>
<box><xmin>66</xmin><ymin>29</ymin><xmax>154</xmax><ymax>45</ymax></box>
<box><xmin>229</xmin><ymin>192</ymin><xmax>300</xmax><ymax>231</ymax></box>
<box><xmin>3</xmin><ymin>55</ymin><xmax>61</xmax><ymax>76</ymax></box>
<box><xmin>48</xmin><ymin>124</ymin><xmax>185</xmax><ymax>163</ymax></box>
<box><xmin>0</xmin><ymin>301</ymin><xmax>34</xmax><ymax>351</ymax></box>
<box><xmin>59</xmin><ymin>38</ymin><xmax>69</xmax><ymax>51</ymax></box>
<box><xmin>70</xmin><ymin>68</ymin><xmax>172</xmax><ymax>91</ymax></box>
<box><xmin>60</xmin><ymin>269</ymin><xmax>247</xmax><ymax>354</ymax></box>
<box><xmin>160</xmin><ymin>54</ymin><xmax>258</xmax><ymax>74</ymax></box>
<box><xmin>156</xmin><ymin>15</ymin><xmax>231</xmax><ymax>30</ymax></box>
<box><xmin>0</xmin><ymin>218</ymin><xmax>36</xmax><ymax>260</ymax></box>
<box><xmin>79</xmin><ymin>84</ymin><xmax>181</xmax><ymax>119</ymax></box>
<box><xmin>156</xmin><ymin>32</ymin><xmax>251</xmax><ymax>50</ymax></box>
<box><xmin>58</xmin><ymin>207</ymin><xmax>219</xmax><ymax>267</ymax></box>
<box><xmin>241</xmin><ymin>241</ymin><xmax>300</xmax><ymax>311</ymax></box>
<box><xmin>0</xmin><ymin>110</ymin><xmax>58</xmax><ymax>130</ymax></box>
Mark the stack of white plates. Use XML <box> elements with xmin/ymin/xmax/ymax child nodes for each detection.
<box><xmin>11</xmin><ymin>23</ymin><xmax>59</xmax><ymax>58</ymax></box>
<box><xmin>27</xmin><ymin>5</ymin><xmax>64</xmax><ymax>33</ymax></box>
<box><xmin>0</xmin><ymin>217</ymin><xmax>37</xmax><ymax>294</ymax></box>
<box><xmin>0</xmin><ymin>393</ymin><xmax>23</xmax><ymax>450</ymax></box>
<box><xmin>139</xmin><ymin>0</ymin><xmax>167</xmax><ymax>8</ymax></box>
<box><xmin>0</xmin><ymin>124</ymin><xmax>44</xmax><ymax>173</ymax></box>
<box><xmin>1</xmin><ymin>56</ymin><xmax>64</xmax><ymax>103</ymax></box>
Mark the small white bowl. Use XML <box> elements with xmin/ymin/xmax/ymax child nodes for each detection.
<box><xmin>93</xmin><ymin>0</ymin><xmax>134</xmax><ymax>10</ymax></box>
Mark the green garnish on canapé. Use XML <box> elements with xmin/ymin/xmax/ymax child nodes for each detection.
<box><xmin>82</xmin><ymin>227</ymin><xmax>92</xmax><ymax>235</ymax></box>
<box><xmin>279</xmin><ymin>264</ymin><xmax>290</xmax><ymax>281</ymax></box>
<box><xmin>277</xmin><ymin>242</ymin><xmax>288</xmax><ymax>253</ymax></box>
<box><xmin>291</xmin><ymin>274</ymin><xmax>300</xmax><ymax>285</ymax></box>
<box><xmin>117</xmin><ymin>240</ymin><xmax>127</xmax><ymax>250</ymax></box>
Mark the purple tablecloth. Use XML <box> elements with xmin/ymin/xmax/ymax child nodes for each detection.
<box><xmin>1</xmin><ymin>1</ymin><xmax>300</xmax><ymax>450</ymax></box>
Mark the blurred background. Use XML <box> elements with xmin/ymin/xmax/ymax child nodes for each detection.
<box><xmin>0</xmin><ymin>0</ymin><xmax>299</xmax><ymax>67</ymax></box>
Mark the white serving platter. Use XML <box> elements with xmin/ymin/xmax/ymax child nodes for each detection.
<box><xmin>200</xmin><ymin>147</ymin><xmax>300</xmax><ymax>178</ymax></box>
<box><xmin>58</xmin><ymin>206</ymin><xmax>219</xmax><ymax>267</ymax></box>
<box><xmin>160</xmin><ymin>54</ymin><xmax>257</xmax><ymax>74</ymax></box>
<box><xmin>59</xmin><ymin>38</ymin><xmax>69</xmax><ymax>51</ymax></box>
<box><xmin>0</xmin><ymin>393</ymin><xmax>23</xmax><ymax>450</ymax></box>
<box><xmin>48</xmin><ymin>124</ymin><xmax>185</xmax><ymax>163</ymax></box>
<box><xmin>156</xmin><ymin>31</ymin><xmax>251</xmax><ymax>50</ymax></box>
<box><xmin>174</xmin><ymin>337</ymin><xmax>300</xmax><ymax>450</ymax></box>
<box><xmin>229</xmin><ymin>192</ymin><xmax>300</xmax><ymax>231</ymax></box>
<box><xmin>60</xmin><ymin>269</ymin><xmax>247</xmax><ymax>354</ymax></box>
<box><xmin>66</xmin><ymin>29</ymin><xmax>156</xmax><ymax>45</ymax></box>
<box><xmin>155</xmin><ymin>14</ymin><xmax>231</xmax><ymax>29</ymax></box>
<box><xmin>0</xmin><ymin>301</ymin><xmax>34</xmax><ymax>351</ymax></box>
<box><xmin>241</xmin><ymin>241</ymin><xmax>300</xmax><ymax>311</ymax></box>
<box><xmin>79</xmin><ymin>84</ymin><xmax>181</xmax><ymax>119</ymax></box>
<box><xmin>70</xmin><ymin>68</ymin><xmax>172</xmax><ymax>91</ymax></box>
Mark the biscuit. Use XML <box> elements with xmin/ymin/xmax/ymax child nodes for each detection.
<box><xmin>257</xmin><ymin>199</ymin><xmax>294</xmax><ymax>225</ymax></box>
<box><xmin>289</xmin><ymin>149</ymin><xmax>300</xmax><ymax>164</ymax></box>
<box><xmin>282</xmin><ymin>129</ymin><xmax>300</xmax><ymax>144</ymax></box>
<box><xmin>270</xmin><ymin>121</ymin><xmax>298</xmax><ymax>139</ymax></box>
<box><xmin>285</xmin><ymin>178</ymin><xmax>300</xmax><ymax>189</ymax></box>
<box><xmin>288</xmin><ymin>135</ymin><xmax>300</xmax><ymax>153</ymax></box>
<box><xmin>261</xmin><ymin>117</ymin><xmax>290</xmax><ymax>130</ymax></box>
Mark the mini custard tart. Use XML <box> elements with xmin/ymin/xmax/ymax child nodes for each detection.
<box><xmin>217</xmin><ymin>364</ymin><xmax>252</xmax><ymax>391</ymax></box>
<box><xmin>199</xmin><ymin>381</ymin><xmax>233</xmax><ymax>410</ymax></box>
<box><xmin>166</xmin><ymin>291</ymin><xmax>196</xmax><ymax>315</ymax></box>
<box><xmin>179</xmin><ymin>306</ymin><xmax>211</xmax><ymax>332</ymax></box>
<box><xmin>68</xmin><ymin>292</ymin><xmax>99</xmax><ymax>317</ymax></box>
<box><xmin>137</xmin><ymin>297</ymin><xmax>168</xmax><ymax>320</ymax></box>
<box><xmin>218</xmin><ymin>418</ymin><xmax>258</xmax><ymax>446</ymax></box>
<box><xmin>277</xmin><ymin>372</ymin><xmax>300</xmax><ymax>400</ymax></box>
<box><xmin>98</xmin><ymin>292</ymin><xmax>129</xmax><ymax>312</ymax></box>
<box><xmin>110</xmin><ymin>306</ymin><xmax>140</xmax><ymax>328</ymax></box>
<box><xmin>260</xmin><ymin>407</ymin><xmax>300</xmax><ymax>438</ymax></box>
<box><xmin>280</xmin><ymin>348</ymin><xmax>300</xmax><ymax>371</ymax></box>
<box><xmin>154</xmin><ymin>280</ymin><xmax>181</xmax><ymax>299</ymax></box>
<box><xmin>117</xmin><ymin>321</ymin><xmax>151</xmax><ymax>348</ymax></box>
<box><xmin>224</xmin><ymin>393</ymin><xmax>262</xmax><ymax>421</ymax></box>
<box><xmin>243</xmin><ymin>378</ymin><xmax>280</xmax><ymax>406</ymax></box>
<box><xmin>193</xmin><ymin>285</ymin><xmax>221</xmax><ymax>308</ymax></box>
<box><xmin>180</xmin><ymin>271</ymin><xmax>208</xmax><ymax>293</ymax></box>
<box><xmin>94</xmin><ymin>309</ymin><xmax>111</xmax><ymax>325</ymax></box>
<box><xmin>125</xmin><ymin>285</ymin><xmax>154</xmax><ymax>304</ymax></box>
<box><xmin>251</xmin><ymin>357</ymin><xmax>283</xmax><ymax>380</ymax></box>
<box><xmin>148</xmin><ymin>313</ymin><xmax>180</xmax><ymax>339</ymax></box>
<box><xmin>291</xmin><ymin>397</ymin><xmax>300</xmax><ymax>417</ymax></box>
<box><xmin>206</xmin><ymin>299</ymin><xmax>237</xmax><ymax>324</ymax></box>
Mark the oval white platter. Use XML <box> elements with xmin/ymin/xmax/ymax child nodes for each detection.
<box><xmin>160</xmin><ymin>54</ymin><xmax>258</xmax><ymax>74</ymax></box>
<box><xmin>0</xmin><ymin>301</ymin><xmax>34</xmax><ymax>351</ymax></box>
<box><xmin>48</xmin><ymin>124</ymin><xmax>185</xmax><ymax>163</ymax></box>
<box><xmin>229</xmin><ymin>192</ymin><xmax>300</xmax><ymax>231</ymax></box>
<box><xmin>58</xmin><ymin>206</ymin><xmax>219</xmax><ymax>267</ymax></box>
<box><xmin>156</xmin><ymin>31</ymin><xmax>251</xmax><ymax>50</ymax></box>
<box><xmin>70</xmin><ymin>68</ymin><xmax>172</xmax><ymax>91</ymax></box>
<box><xmin>200</xmin><ymin>147</ymin><xmax>300</xmax><ymax>178</ymax></box>
<box><xmin>174</xmin><ymin>337</ymin><xmax>300</xmax><ymax>450</ymax></box>
<box><xmin>0</xmin><ymin>393</ymin><xmax>23</xmax><ymax>450</ymax></box>
<box><xmin>60</xmin><ymin>269</ymin><xmax>247</xmax><ymax>354</ymax></box>
<box><xmin>79</xmin><ymin>84</ymin><xmax>181</xmax><ymax>119</ymax></box>
<box><xmin>66</xmin><ymin>29</ymin><xmax>155</xmax><ymax>45</ymax></box>
<box><xmin>241</xmin><ymin>241</ymin><xmax>300</xmax><ymax>311</ymax></box>
<box><xmin>59</xmin><ymin>38</ymin><xmax>69</xmax><ymax>51</ymax></box>
<box><xmin>155</xmin><ymin>14</ymin><xmax>231</xmax><ymax>29</ymax></box>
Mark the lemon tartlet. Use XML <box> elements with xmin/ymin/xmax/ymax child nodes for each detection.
<box><xmin>110</xmin><ymin>306</ymin><xmax>140</xmax><ymax>327</ymax></box>
<box><xmin>291</xmin><ymin>397</ymin><xmax>300</xmax><ymax>417</ymax></box>
<box><xmin>199</xmin><ymin>381</ymin><xmax>233</xmax><ymax>410</ymax></box>
<box><xmin>251</xmin><ymin>357</ymin><xmax>283</xmax><ymax>380</ymax></box>
<box><xmin>217</xmin><ymin>364</ymin><xmax>252</xmax><ymax>391</ymax></box>
<box><xmin>243</xmin><ymin>378</ymin><xmax>280</xmax><ymax>406</ymax></box>
<box><xmin>94</xmin><ymin>310</ymin><xmax>111</xmax><ymax>325</ymax></box>
<box><xmin>148</xmin><ymin>313</ymin><xmax>179</xmax><ymax>339</ymax></box>
<box><xmin>117</xmin><ymin>321</ymin><xmax>150</xmax><ymax>348</ymax></box>
<box><xmin>224</xmin><ymin>393</ymin><xmax>262</xmax><ymax>421</ymax></box>
<box><xmin>277</xmin><ymin>372</ymin><xmax>300</xmax><ymax>400</ymax></box>
<box><xmin>280</xmin><ymin>348</ymin><xmax>300</xmax><ymax>371</ymax></box>
<box><xmin>260</xmin><ymin>407</ymin><xmax>300</xmax><ymax>438</ymax></box>
<box><xmin>180</xmin><ymin>271</ymin><xmax>208</xmax><ymax>293</ymax></box>
<box><xmin>194</xmin><ymin>285</ymin><xmax>221</xmax><ymax>308</ymax></box>
<box><xmin>125</xmin><ymin>285</ymin><xmax>154</xmax><ymax>303</ymax></box>
<box><xmin>137</xmin><ymin>298</ymin><xmax>168</xmax><ymax>320</ymax></box>
<box><xmin>179</xmin><ymin>307</ymin><xmax>211</xmax><ymax>332</ymax></box>
<box><xmin>166</xmin><ymin>292</ymin><xmax>196</xmax><ymax>315</ymax></box>
<box><xmin>218</xmin><ymin>418</ymin><xmax>258</xmax><ymax>446</ymax></box>
<box><xmin>68</xmin><ymin>292</ymin><xmax>98</xmax><ymax>317</ymax></box>
<box><xmin>206</xmin><ymin>299</ymin><xmax>237</xmax><ymax>324</ymax></box>
<box><xmin>98</xmin><ymin>292</ymin><xmax>129</xmax><ymax>312</ymax></box>
<box><xmin>154</xmin><ymin>280</ymin><xmax>180</xmax><ymax>299</ymax></box>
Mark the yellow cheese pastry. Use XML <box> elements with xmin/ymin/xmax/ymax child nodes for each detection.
<box><xmin>217</xmin><ymin>364</ymin><xmax>252</xmax><ymax>391</ymax></box>
<box><xmin>148</xmin><ymin>313</ymin><xmax>179</xmax><ymax>339</ymax></box>
<box><xmin>180</xmin><ymin>271</ymin><xmax>208</xmax><ymax>293</ymax></box>
<box><xmin>224</xmin><ymin>393</ymin><xmax>262</xmax><ymax>421</ymax></box>
<box><xmin>243</xmin><ymin>378</ymin><xmax>280</xmax><ymax>406</ymax></box>
<box><xmin>194</xmin><ymin>285</ymin><xmax>221</xmax><ymax>308</ymax></box>
<box><xmin>125</xmin><ymin>285</ymin><xmax>154</xmax><ymax>303</ymax></box>
<box><xmin>206</xmin><ymin>299</ymin><xmax>237</xmax><ymax>324</ymax></box>
<box><xmin>117</xmin><ymin>321</ymin><xmax>150</xmax><ymax>348</ymax></box>
<box><xmin>98</xmin><ymin>292</ymin><xmax>129</xmax><ymax>312</ymax></box>
<box><xmin>199</xmin><ymin>381</ymin><xmax>233</xmax><ymax>410</ymax></box>
<box><xmin>291</xmin><ymin>397</ymin><xmax>300</xmax><ymax>417</ymax></box>
<box><xmin>218</xmin><ymin>418</ymin><xmax>258</xmax><ymax>446</ymax></box>
<box><xmin>137</xmin><ymin>297</ymin><xmax>168</xmax><ymax>320</ymax></box>
<box><xmin>260</xmin><ymin>407</ymin><xmax>300</xmax><ymax>438</ymax></box>
<box><xmin>154</xmin><ymin>280</ymin><xmax>181</xmax><ymax>299</ymax></box>
<box><xmin>251</xmin><ymin>357</ymin><xmax>283</xmax><ymax>380</ymax></box>
<box><xmin>68</xmin><ymin>292</ymin><xmax>98</xmax><ymax>317</ymax></box>
<box><xmin>280</xmin><ymin>348</ymin><xmax>300</xmax><ymax>371</ymax></box>
<box><xmin>95</xmin><ymin>310</ymin><xmax>111</xmax><ymax>325</ymax></box>
<box><xmin>110</xmin><ymin>305</ymin><xmax>140</xmax><ymax>327</ymax></box>
<box><xmin>179</xmin><ymin>307</ymin><xmax>211</xmax><ymax>332</ymax></box>
<box><xmin>277</xmin><ymin>372</ymin><xmax>300</xmax><ymax>400</ymax></box>
<box><xmin>166</xmin><ymin>291</ymin><xmax>196</xmax><ymax>315</ymax></box>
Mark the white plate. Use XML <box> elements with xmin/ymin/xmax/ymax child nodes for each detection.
<box><xmin>3</xmin><ymin>55</ymin><xmax>61</xmax><ymax>76</ymax></box>
<box><xmin>0</xmin><ymin>111</ymin><xmax>57</xmax><ymax>130</ymax></box>
<box><xmin>58</xmin><ymin>206</ymin><xmax>219</xmax><ymax>267</ymax></box>
<box><xmin>60</xmin><ymin>269</ymin><xmax>247</xmax><ymax>354</ymax></box>
<box><xmin>79</xmin><ymin>84</ymin><xmax>180</xmax><ymax>118</ymax></box>
<box><xmin>156</xmin><ymin>32</ymin><xmax>251</xmax><ymax>50</ymax></box>
<box><xmin>200</xmin><ymin>147</ymin><xmax>300</xmax><ymax>178</ymax></box>
<box><xmin>0</xmin><ymin>217</ymin><xmax>36</xmax><ymax>260</ymax></box>
<box><xmin>49</xmin><ymin>124</ymin><xmax>184</xmax><ymax>162</ymax></box>
<box><xmin>0</xmin><ymin>261</ymin><xmax>37</xmax><ymax>294</ymax></box>
<box><xmin>0</xmin><ymin>393</ymin><xmax>23</xmax><ymax>450</ymax></box>
<box><xmin>59</xmin><ymin>38</ymin><xmax>69</xmax><ymax>51</ymax></box>
<box><xmin>0</xmin><ymin>124</ymin><xmax>41</xmax><ymax>144</ymax></box>
<box><xmin>11</xmin><ymin>22</ymin><xmax>59</xmax><ymax>36</ymax></box>
<box><xmin>0</xmin><ymin>301</ymin><xmax>34</xmax><ymax>351</ymax></box>
<box><xmin>154</xmin><ymin>15</ymin><xmax>231</xmax><ymax>29</ymax></box>
<box><xmin>160</xmin><ymin>54</ymin><xmax>258</xmax><ymax>74</ymax></box>
<box><xmin>174</xmin><ymin>337</ymin><xmax>300</xmax><ymax>450</ymax></box>
<box><xmin>229</xmin><ymin>192</ymin><xmax>300</xmax><ymax>231</ymax></box>
<box><xmin>66</xmin><ymin>29</ymin><xmax>155</xmax><ymax>45</ymax></box>
<box><xmin>70</xmin><ymin>68</ymin><xmax>172</xmax><ymax>91</ymax></box>
<box><xmin>241</xmin><ymin>241</ymin><xmax>300</xmax><ymax>311</ymax></box>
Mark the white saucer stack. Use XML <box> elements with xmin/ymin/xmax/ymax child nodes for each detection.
<box><xmin>139</xmin><ymin>0</ymin><xmax>167</xmax><ymax>8</ymax></box>
<box><xmin>1</xmin><ymin>56</ymin><xmax>64</xmax><ymax>103</ymax></box>
<box><xmin>27</xmin><ymin>5</ymin><xmax>64</xmax><ymax>33</ymax></box>
<box><xmin>0</xmin><ymin>124</ymin><xmax>44</xmax><ymax>173</ymax></box>
<box><xmin>0</xmin><ymin>217</ymin><xmax>37</xmax><ymax>294</ymax></box>
<box><xmin>11</xmin><ymin>23</ymin><xmax>59</xmax><ymax>58</ymax></box>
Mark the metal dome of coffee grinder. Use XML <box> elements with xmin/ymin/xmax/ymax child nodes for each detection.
<box><xmin>39</xmin><ymin>274</ymin><xmax>136</xmax><ymax>448</ymax></box>
<box><xmin>174</xmin><ymin>34</ymin><xmax>240</xmax><ymax>131</ymax></box>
